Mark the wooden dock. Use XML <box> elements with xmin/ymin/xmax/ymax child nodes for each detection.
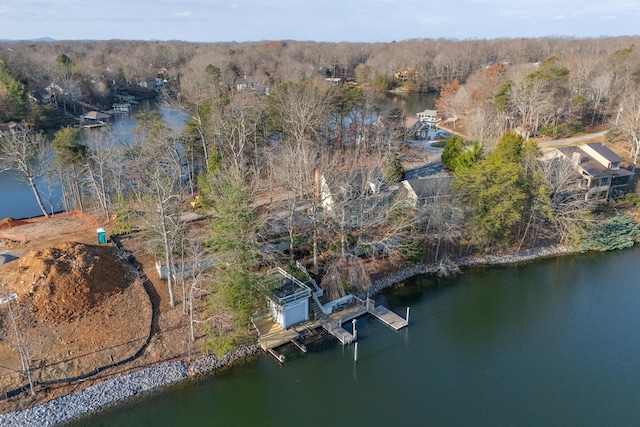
<box><xmin>254</xmin><ymin>297</ymin><xmax>409</xmax><ymax>354</ymax></box>
<box><xmin>317</xmin><ymin>301</ymin><xmax>367</xmax><ymax>344</ymax></box>
<box><xmin>369</xmin><ymin>304</ymin><xmax>408</xmax><ymax>331</ymax></box>
<box><xmin>254</xmin><ymin>317</ymin><xmax>300</xmax><ymax>351</ymax></box>
<box><xmin>321</xmin><ymin>319</ymin><xmax>356</xmax><ymax>344</ymax></box>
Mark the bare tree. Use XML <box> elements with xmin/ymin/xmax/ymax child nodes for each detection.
<box><xmin>321</xmin><ymin>154</ymin><xmax>422</xmax><ymax>265</ymax></box>
<box><xmin>320</xmin><ymin>254</ymin><xmax>371</xmax><ymax>301</ymax></box>
<box><xmin>616</xmin><ymin>91</ymin><xmax>640</xmax><ymax>168</ymax></box>
<box><xmin>0</xmin><ymin>130</ymin><xmax>54</xmax><ymax>217</ymax></box>
<box><xmin>80</xmin><ymin>130</ymin><xmax>124</xmax><ymax>220</ymax></box>
<box><xmin>268</xmin><ymin>79</ymin><xmax>331</xmax><ymax>146</ymax></box>
<box><xmin>127</xmin><ymin>113</ymin><xmax>185</xmax><ymax>308</ymax></box>
<box><xmin>213</xmin><ymin>92</ymin><xmax>266</xmax><ymax>171</ymax></box>
<box><xmin>537</xmin><ymin>155</ymin><xmax>595</xmax><ymax>243</ymax></box>
<box><xmin>1</xmin><ymin>293</ymin><xmax>35</xmax><ymax>396</ymax></box>
<box><xmin>179</xmin><ymin>235</ymin><xmax>211</xmax><ymax>342</ymax></box>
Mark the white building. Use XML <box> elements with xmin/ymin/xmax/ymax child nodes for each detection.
<box><xmin>416</xmin><ymin>109</ymin><xmax>438</xmax><ymax>124</ymax></box>
<box><xmin>267</xmin><ymin>268</ymin><xmax>312</xmax><ymax>329</ymax></box>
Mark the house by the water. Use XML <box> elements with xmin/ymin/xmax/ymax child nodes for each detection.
<box><xmin>549</xmin><ymin>142</ymin><xmax>635</xmax><ymax>200</ymax></box>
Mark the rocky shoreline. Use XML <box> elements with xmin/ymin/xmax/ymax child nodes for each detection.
<box><xmin>366</xmin><ymin>245</ymin><xmax>573</xmax><ymax>296</ymax></box>
<box><xmin>0</xmin><ymin>245</ymin><xmax>573</xmax><ymax>426</ymax></box>
<box><xmin>0</xmin><ymin>345</ymin><xmax>259</xmax><ymax>427</ymax></box>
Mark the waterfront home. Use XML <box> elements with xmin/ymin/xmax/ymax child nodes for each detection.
<box><xmin>552</xmin><ymin>142</ymin><xmax>635</xmax><ymax>200</ymax></box>
<box><xmin>46</xmin><ymin>81</ymin><xmax>82</xmax><ymax>101</ymax></box>
<box><xmin>138</xmin><ymin>77</ymin><xmax>165</xmax><ymax>91</ymax></box>
<box><xmin>0</xmin><ymin>121</ymin><xmax>26</xmax><ymax>138</ymax></box>
<box><xmin>401</xmin><ymin>176</ymin><xmax>454</xmax><ymax>208</ymax></box>
<box><xmin>80</xmin><ymin>111</ymin><xmax>111</xmax><ymax>127</ymax></box>
<box><xmin>416</xmin><ymin>109</ymin><xmax>439</xmax><ymax>124</ymax></box>
<box><xmin>29</xmin><ymin>90</ymin><xmax>54</xmax><ymax>105</ymax></box>
<box><xmin>394</xmin><ymin>68</ymin><xmax>413</xmax><ymax>82</ymax></box>
<box><xmin>319</xmin><ymin>169</ymin><xmax>395</xmax><ymax>228</ymax></box>
<box><xmin>409</xmin><ymin>120</ymin><xmax>430</xmax><ymax>139</ymax></box>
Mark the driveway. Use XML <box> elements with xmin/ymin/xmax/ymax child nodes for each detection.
<box><xmin>537</xmin><ymin>130</ymin><xmax>609</xmax><ymax>149</ymax></box>
<box><xmin>405</xmin><ymin>139</ymin><xmax>448</xmax><ymax>179</ymax></box>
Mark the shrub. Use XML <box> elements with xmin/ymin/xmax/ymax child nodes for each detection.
<box><xmin>577</xmin><ymin>213</ymin><xmax>640</xmax><ymax>252</ymax></box>
<box><xmin>623</xmin><ymin>193</ymin><xmax>640</xmax><ymax>207</ymax></box>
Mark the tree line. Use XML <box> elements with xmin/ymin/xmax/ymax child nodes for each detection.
<box><xmin>1</xmin><ymin>36</ymin><xmax>639</xmax><ymax>355</ymax></box>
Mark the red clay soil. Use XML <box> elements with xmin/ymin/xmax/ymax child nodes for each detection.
<box><xmin>0</xmin><ymin>213</ymin><xmax>200</xmax><ymax>415</ymax></box>
<box><xmin>5</xmin><ymin>242</ymin><xmax>130</xmax><ymax>323</ymax></box>
<box><xmin>0</xmin><ymin>218</ymin><xmax>29</xmax><ymax>230</ymax></box>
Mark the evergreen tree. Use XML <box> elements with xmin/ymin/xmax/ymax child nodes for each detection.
<box><xmin>455</xmin><ymin>140</ymin><xmax>484</xmax><ymax>172</ymax></box>
<box><xmin>441</xmin><ymin>135</ymin><xmax>465</xmax><ymax>171</ymax></box>
<box><xmin>441</xmin><ymin>135</ymin><xmax>483</xmax><ymax>173</ymax></box>
<box><xmin>202</xmin><ymin>164</ymin><xmax>263</xmax><ymax>328</ymax></box>
<box><xmin>0</xmin><ymin>60</ymin><xmax>28</xmax><ymax>121</ymax></box>
<box><xmin>384</xmin><ymin>152</ymin><xmax>404</xmax><ymax>184</ymax></box>
<box><xmin>452</xmin><ymin>132</ymin><xmax>533</xmax><ymax>248</ymax></box>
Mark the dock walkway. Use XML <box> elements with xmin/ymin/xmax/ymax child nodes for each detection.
<box><xmin>369</xmin><ymin>304</ymin><xmax>408</xmax><ymax>330</ymax></box>
<box><xmin>316</xmin><ymin>302</ymin><xmax>367</xmax><ymax>344</ymax></box>
<box><xmin>255</xmin><ymin>296</ymin><xmax>409</xmax><ymax>353</ymax></box>
<box><xmin>254</xmin><ymin>317</ymin><xmax>299</xmax><ymax>351</ymax></box>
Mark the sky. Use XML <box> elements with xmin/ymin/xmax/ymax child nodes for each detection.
<box><xmin>0</xmin><ymin>0</ymin><xmax>638</xmax><ymax>43</ymax></box>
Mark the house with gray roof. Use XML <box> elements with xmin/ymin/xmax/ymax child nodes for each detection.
<box><xmin>555</xmin><ymin>142</ymin><xmax>634</xmax><ymax>200</ymax></box>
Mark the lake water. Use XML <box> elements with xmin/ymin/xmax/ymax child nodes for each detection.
<box><xmin>384</xmin><ymin>91</ymin><xmax>437</xmax><ymax>118</ymax></box>
<box><xmin>70</xmin><ymin>246</ymin><xmax>640</xmax><ymax>427</ymax></box>
<box><xmin>0</xmin><ymin>101</ymin><xmax>188</xmax><ymax>220</ymax></box>
<box><xmin>0</xmin><ymin>169</ymin><xmax>63</xmax><ymax>219</ymax></box>
<box><xmin>1</xmin><ymin>94</ymin><xmax>432</xmax><ymax>220</ymax></box>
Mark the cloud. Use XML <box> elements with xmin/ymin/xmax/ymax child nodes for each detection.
<box><xmin>175</xmin><ymin>11</ymin><xmax>192</xmax><ymax>17</ymax></box>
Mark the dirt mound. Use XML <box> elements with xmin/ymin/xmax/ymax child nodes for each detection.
<box><xmin>4</xmin><ymin>242</ymin><xmax>130</xmax><ymax>323</ymax></box>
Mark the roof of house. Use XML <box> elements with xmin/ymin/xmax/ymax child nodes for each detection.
<box><xmin>583</xmin><ymin>142</ymin><xmax>623</xmax><ymax>163</ymax></box>
<box><xmin>403</xmin><ymin>176</ymin><xmax>453</xmax><ymax>199</ymax></box>
<box><xmin>409</xmin><ymin>120</ymin><xmax>430</xmax><ymax>132</ymax></box>
<box><xmin>558</xmin><ymin>145</ymin><xmax>634</xmax><ymax>179</ymax></box>
<box><xmin>81</xmin><ymin>111</ymin><xmax>111</xmax><ymax>120</ymax></box>
<box><xmin>322</xmin><ymin>168</ymin><xmax>386</xmax><ymax>196</ymax></box>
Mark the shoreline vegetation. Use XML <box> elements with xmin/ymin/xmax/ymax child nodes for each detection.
<box><xmin>1</xmin><ymin>36</ymin><xmax>639</xmax><ymax>425</ymax></box>
<box><xmin>0</xmin><ymin>243</ymin><xmax>577</xmax><ymax>427</ymax></box>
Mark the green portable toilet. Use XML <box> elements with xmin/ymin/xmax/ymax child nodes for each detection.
<box><xmin>97</xmin><ymin>228</ymin><xmax>107</xmax><ymax>244</ymax></box>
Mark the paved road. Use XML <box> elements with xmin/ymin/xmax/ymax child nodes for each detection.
<box><xmin>537</xmin><ymin>130</ymin><xmax>609</xmax><ymax>148</ymax></box>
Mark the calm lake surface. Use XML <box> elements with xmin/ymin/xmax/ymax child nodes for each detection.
<box><xmin>1</xmin><ymin>93</ymin><xmax>434</xmax><ymax>220</ymax></box>
<box><xmin>70</xmin><ymin>247</ymin><xmax>640</xmax><ymax>427</ymax></box>
<box><xmin>0</xmin><ymin>101</ymin><xmax>187</xmax><ymax>220</ymax></box>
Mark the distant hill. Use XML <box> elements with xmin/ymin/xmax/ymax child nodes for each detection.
<box><xmin>0</xmin><ymin>37</ymin><xmax>56</xmax><ymax>42</ymax></box>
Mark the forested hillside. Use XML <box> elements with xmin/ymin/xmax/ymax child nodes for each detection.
<box><xmin>1</xmin><ymin>36</ymin><xmax>639</xmax><ymax>358</ymax></box>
